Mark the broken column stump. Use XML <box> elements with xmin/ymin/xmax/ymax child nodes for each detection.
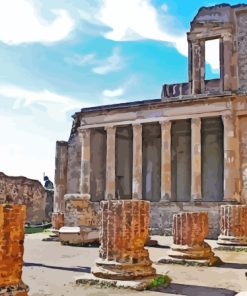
<box><xmin>0</xmin><ymin>204</ymin><xmax>29</xmax><ymax>295</ymax></box>
<box><xmin>217</xmin><ymin>205</ymin><xmax>247</xmax><ymax>246</ymax></box>
<box><xmin>92</xmin><ymin>200</ymin><xmax>156</xmax><ymax>280</ymax></box>
<box><xmin>51</xmin><ymin>212</ymin><xmax>64</xmax><ymax>230</ymax></box>
<box><xmin>159</xmin><ymin>212</ymin><xmax>221</xmax><ymax>266</ymax></box>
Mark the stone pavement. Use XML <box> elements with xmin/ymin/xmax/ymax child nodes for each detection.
<box><xmin>22</xmin><ymin>233</ymin><xmax>246</xmax><ymax>296</ymax></box>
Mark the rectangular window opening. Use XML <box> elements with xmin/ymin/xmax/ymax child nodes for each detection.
<box><xmin>205</xmin><ymin>39</ymin><xmax>220</xmax><ymax>80</ymax></box>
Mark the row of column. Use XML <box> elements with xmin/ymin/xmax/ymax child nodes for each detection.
<box><xmin>78</xmin><ymin>114</ymin><xmax>239</xmax><ymax>202</ymax></box>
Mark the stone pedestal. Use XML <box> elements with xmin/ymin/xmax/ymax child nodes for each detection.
<box><xmin>92</xmin><ymin>200</ymin><xmax>156</xmax><ymax>280</ymax></box>
<box><xmin>217</xmin><ymin>205</ymin><xmax>247</xmax><ymax>246</ymax></box>
<box><xmin>52</xmin><ymin>212</ymin><xmax>64</xmax><ymax>230</ymax></box>
<box><xmin>159</xmin><ymin>212</ymin><xmax>220</xmax><ymax>266</ymax></box>
<box><xmin>0</xmin><ymin>204</ymin><xmax>29</xmax><ymax>295</ymax></box>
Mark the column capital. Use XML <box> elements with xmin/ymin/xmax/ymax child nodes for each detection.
<box><xmin>78</xmin><ymin>128</ymin><xmax>91</xmax><ymax>140</ymax></box>
<box><xmin>104</xmin><ymin>125</ymin><xmax>116</xmax><ymax>134</ymax></box>
<box><xmin>160</xmin><ymin>120</ymin><xmax>172</xmax><ymax>130</ymax></box>
<box><xmin>191</xmin><ymin>117</ymin><xmax>201</xmax><ymax>127</ymax></box>
<box><xmin>222</xmin><ymin>114</ymin><xmax>234</xmax><ymax>124</ymax></box>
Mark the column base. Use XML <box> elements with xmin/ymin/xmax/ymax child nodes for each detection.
<box><xmin>0</xmin><ymin>281</ymin><xmax>29</xmax><ymax>296</ymax></box>
<box><xmin>92</xmin><ymin>258</ymin><xmax>156</xmax><ymax>280</ymax></box>
<box><xmin>217</xmin><ymin>235</ymin><xmax>247</xmax><ymax>246</ymax></box>
<box><xmin>158</xmin><ymin>242</ymin><xmax>222</xmax><ymax>266</ymax></box>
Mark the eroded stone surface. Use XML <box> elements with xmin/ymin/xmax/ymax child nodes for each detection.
<box><xmin>0</xmin><ymin>204</ymin><xmax>29</xmax><ymax>295</ymax></box>
<box><xmin>0</xmin><ymin>171</ymin><xmax>52</xmax><ymax>224</ymax></box>
<box><xmin>92</xmin><ymin>200</ymin><xmax>156</xmax><ymax>280</ymax></box>
<box><xmin>159</xmin><ymin>212</ymin><xmax>221</xmax><ymax>266</ymax></box>
<box><xmin>218</xmin><ymin>205</ymin><xmax>247</xmax><ymax>245</ymax></box>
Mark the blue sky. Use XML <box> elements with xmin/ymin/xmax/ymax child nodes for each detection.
<box><xmin>0</xmin><ymin>0</ymin><xmax>243</xmax><ymax>183</ymax></box>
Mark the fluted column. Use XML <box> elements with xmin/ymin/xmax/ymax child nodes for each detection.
<box><xmin>132</xmin><ymin>124</ymin><xmax>142</xmax><ymax>200</ymax></box>
<box><xmin>160</xmin><ymin>120</ymin><xmax>172</xmax><ymax>201</ymax></box>
<box><xmin>92</xmin><ymin>200</ymin><xmax>156</xmax><ymax>280</ymax></box>
<box><xmin>105</xmin><ymin>126</ymin><xmax>116</xmax><ymax>200</ymax></box>
<box><xmin>222</xmin><ymin>115</ymin><xmax>239</xmax><ymax>201</ymax></box>
<box><xmin>79</xmin><ymin>129</ymin><xmax>91</xmax><ymax>198</ymax></box>
<box><xmin>218</xmin><ymin>205</ymin><xmax>247</xmax><ymax>246</ymax></box>
<box><xmin>191</xmin><ymin>118</ymin><xmax>202</xmax><ymax>200</ymax></box>
<box><xmin>159</xmin><ymin>212</ymin><xmax>221</xmax><ymax>266</ymax></box>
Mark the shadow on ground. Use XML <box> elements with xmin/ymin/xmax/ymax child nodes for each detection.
<box><xmin>24</xmin><ymin>262</ymin><xmax>91</xmax><ymax>273</ymax></box>
<box><xmin>219</xmin><ymin>262</ymin><xmax>247</xmax><ymax>270</ymax></box>
<box><xmin>151</xmin><ymin>283</ymin><xmax>237</xmax><ymax>296</ymax></box>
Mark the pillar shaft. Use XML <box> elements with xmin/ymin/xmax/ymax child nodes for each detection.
<box><xmin>191</xmin><ymin>40</ymin><xmax>205</xmax><ymax>94</ymax></box>
<box><xmin>160</xmin><ymin>121</ymin><xmax>172</xmax><ymax>201</ymax></box>
<box><xmin>191</xmin><ymin>118</ymin><xmax>202</xmax><ymax>200</ymax></box>
<box><xmin>79</xmin><ymin>129</ymin><xmax>91</xmax><ymax>197</ymax></box>
<box><xmin>54</xmin><ymin>141</ymin><xmax>68</xmax><ymax>213</ymax></box>
<box><xmin>132</xmin><ymin>124</ymin><xmax>142</xmax><ymax>200</ymax></box>
<box><xmin>105</xmin><ymin>126</ymin><xmax>116</xmax><ymax>200</ymax></box>
<box><xmin>222</xmin><ymin>115</ymin><xmax>239</xmax><ymax>201</ymax></box>
<box><xmin>92</xmin><ymin>200</ymin><xmax>156</xmax><ymax>280</ymax></box>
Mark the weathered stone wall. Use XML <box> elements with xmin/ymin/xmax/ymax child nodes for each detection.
<box><xmin>64</xmin><ymin>194</ymin><xmax>100</xmax><ymax>227</ymax></box>
<box><xmin>236</xmin><ymin>10</ymin><xmax>247</xmax><ymax>91</ymax></box>
<box><xmin>0</xmin><ymin>172</ymin><xmax>53</xmax><ymax>224</ymax></box>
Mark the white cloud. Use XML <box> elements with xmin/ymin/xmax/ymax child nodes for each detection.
<box><xmin>103</xmin><ymin>88</ymin><xmax>124</xmax><ymax>97</ymax></box>
<box><xmin>0</xmin><ymin>84</ymin><xmax>94</xmax><ymax>182</ymax></box>
<box><xmin>0</xmin><ymin>85</ymin><xmax>89</xmax><ymax>122</ymax></box>
<box><xmin>92</xmin><ymin>47</ymin><xmax>124</xmax><ymax>74</ymax></box>
<box><xmin>67</xmin><ymin>47</ymin><xmax>125</xmax><ymax>75</ymax></box>
<box><xmin>0</xmin><ymin>0</ymin><xmax>74</xmax><ymax>44</ymax></box>
<box><xmin>205</xmin><ymin>39</ymin><xmax>220</xmax><ymax>74</ymax></box>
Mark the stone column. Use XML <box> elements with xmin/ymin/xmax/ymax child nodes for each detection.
<box><xmin>222</xmin><ymin>115</ymin><xmax>239</xmax><ymax>201</ymax></box>
<box><xmin>218</xmin><ymin>205</ymin><xmax>247</xmax><ymax>246</ymax></box>
<box><xmin>191</xmin><ymin>40</ymin><xmax>205</xmax><ymax>94</ymax></box>
<box><xmin>222</xmin><ymin>33</ymin><xmax>233</xmax><ymax>91</ymax></box>
<box><xmin>105</xmin><ymin>126</ymin><xmax>116</xmax><ymax>200</ymax></box>
<box><xmin>52</xmin><ymin>141</ymin><xmax>68</xmax><ymax>230</ymax></box>
<box><xmin>159</xmin><ymin>212</ymin><xmax>221</xmax><ymax>266</ymax></box>
<box><xmin>132</xmin><ymin>124</ymin><xmax>142</xmax><ymax>200</ymax></box>
<box><xmin>160</xmin><ymin>120</ymin><xmax>172</xmax><ymax>201</ymax></box>
<box><xmin>79</xmin><ymin>129</ymin><xmax>91</xmax><ymax>198</ymax></box>
<box><xmin>92</xmin><ymin>200</ymin><xmax>156</xmax><ymax>279</ymax></box>
<box><xmin>191</xmin><ymin>118</ymin><xmax>202</xmax><ymax>200</ymax></box>
<box><xmin>0</xmin><ymin>204</ymin><xmax>29</xmax><ymax>295</ymax></box>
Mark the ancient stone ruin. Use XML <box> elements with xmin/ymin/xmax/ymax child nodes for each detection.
<box><xmin>218</xmin><ymin>204</ymin><xmax>247</xmax><ymax>245</ymax></box>
<box><xmin>92</xmin><ymin>200</ymin><xmax>156</xmax><ymax>280</ymax></box>
<box><xmin>159</xmin><ymin>212</ymin><xmax>221</xmax><ymax>266</ymax></box>
<box><xmin>0</xmin><ymin>204</ymin><xmax>29</xmax><ymax>295</ymax></box>
<box><xmin>0</xmin><ymin>172</ymin><xmax>53</xmax><ymax>225</ymax></box>
<box><xmin>53</xmin><ymin>4</ymin><xmax>247</xmax><ymax>240</ymax></box>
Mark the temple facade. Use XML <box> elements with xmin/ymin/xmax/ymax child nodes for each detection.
<box><xmin>53</xmin><ymin>4</ymin><xmax>247</xmax><ymax>238</ymax></box>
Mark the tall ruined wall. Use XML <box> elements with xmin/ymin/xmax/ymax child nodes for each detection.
<box><xmin>236</xmin><ymin>9</ymin><xmax>247</xmax><ymax>91</ymax></box>
<box><xmin>67</xmin><ymin>134</ymin><xmax>81</xmax><ymax>194</ymax></box>
<box><xmin>0</xmin><ymin>172</ymin><xmax>53</xmax><ymax>224</ymax></box>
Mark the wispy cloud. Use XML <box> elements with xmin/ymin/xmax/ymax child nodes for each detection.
<box><xmin>92</xmin><ymin>47</ymin><xmax>124</xmax><ymax>74</ymax></box>
<box><xmin>67</xmin><ymin>46</ymin><xmax>125</xmax><ymax>75</ymax></box>
<box><xmin>103</xmin><ymin>87</ymin><xmax>124</xmax><ymax>97</ymax></box>
<box><xmin>0</xmin><ymin>0</ymin><xmax>74</xmax><ymax>44</ymax></box>
<box><xmin>0</xmin><ymin>85</ymin><xmax>89</xmax><ymax>121</ymax></box>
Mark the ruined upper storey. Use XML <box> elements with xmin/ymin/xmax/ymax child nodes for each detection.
<box><xmin>162</xmin><ymin>4</ymin><xmax>247</xmax><ymax>100</ymax></box>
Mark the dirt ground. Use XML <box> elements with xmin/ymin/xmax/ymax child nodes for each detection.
<box><xmin>22</xmin><ymin>233</ymin><xmax>247</xmax><ymax>296</ymax></box>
